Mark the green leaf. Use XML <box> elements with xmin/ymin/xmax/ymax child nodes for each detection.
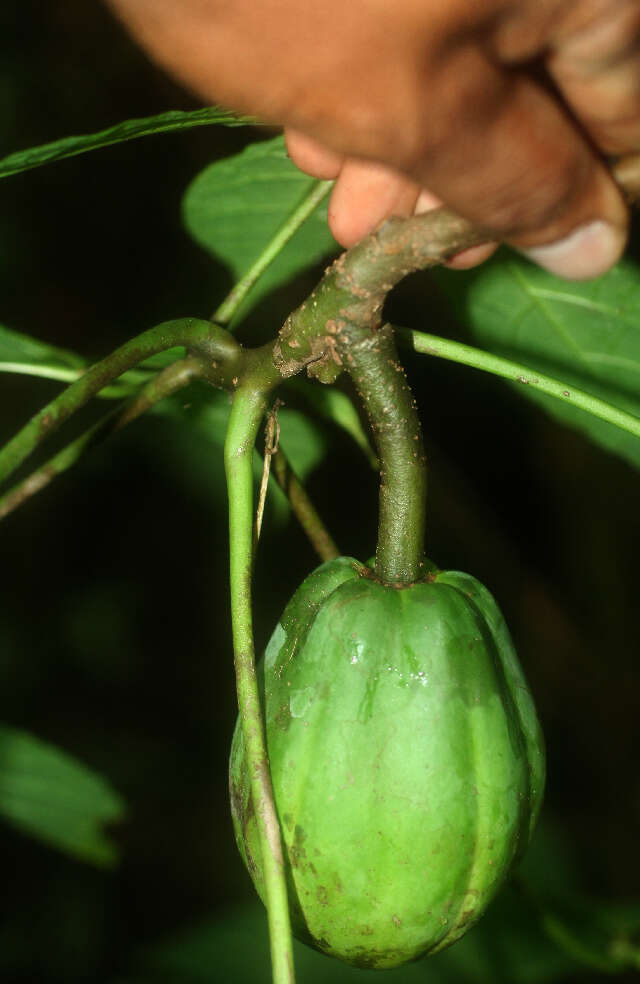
<box><xmin>277</xmin><ymin>408</ymin><xmax>329</xmax><ymax>481</ymax></box>
<box><xmin>133</xmin><ymin>889</ymin><xmax>577</xmax><ymax>984</ymax></box>
<box><xmin>535</xmin><ymin>893</ymin><xmax>640</xmax><ymax>974</ymax></box>
<box><xmin>432</xmin><ymin>251</ymin><xmax>640</xmax><ymax>469</ymax></box>
<box><xmin>0</xmin><ymin>325</ymin><xmax>185</xmax><ymax>395</ymax></box>
<box><xmin>291</xmin><ymin>382</ymin><xmax>378</xmax><ymax>469</ymax></box>
<box><xmin>400</xmin><ymin>329</ymin><xmax>640</xmax><ymax>443</ymax></box>
<box><xmin>182</xmin><ymin>135</ymin><xmax>338</xmax><ymax>322</ymax></box>
<box><xmin>0</xmin><ymin>322</ymin><xmax>86</xmax><ymax>376</ymax></box>
<box><xmin>158</xmin><ymin>385</ymin><xmax>331</xmax><ymax>481</ymax></box>
<box><xmin>518</xmin><ymin>821</ymin><xmax>640</xmax><ymax>973</ymax></box>
<box><xmin>154</xmin><ymin>387</ymin><xmax>330</xmax><ymax>519</ymax></box>
<box><xmin>0</xmin><ymin>107</ymin><xmax>254</xmax><ymax>180</ymax></box>
<box><xmin>0</xmin><ymin>725</ymin><xmax>125</xmax><ymax>866</ymax></box>
<box><xmin>133</xmin><ymin>816</ymin><xmax>640</xmax><ymax>983</ymax></box>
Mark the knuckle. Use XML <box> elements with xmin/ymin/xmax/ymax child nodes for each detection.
<box><xmin>561</xmin><ymin>0</ymin><xmax>640</xmax><ymax>67</ymax></box>
<box><xmin>488</xmin><ymin>156</ymin><xmax>592</xmax><ymax>238</ymax></box>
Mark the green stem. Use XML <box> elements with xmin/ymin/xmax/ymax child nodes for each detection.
<box><xmin>0</xmin><ymin>360</ymin><xmax>154</xmax><ymax>395</ymax></box>
<box><xmin>213</xmin><ymin>180</ymin><xmax>333</xmax><ymax>327</ymax></box>
<box><xmin>0</xmin><ymin>318</ymin><xmax>215</xmax><ymax>488</ymax></box>
<box><xmin>272</xmin><ymin>448</ymin><xmax>340</xmax><ymax>562</ymax></box>
<box><xmin>0</xmin><ymin>357</ymin><xmax>202</xmax><ymax>521</ymax></box>
<box><xmin>224</xmin><ymin>383</ymin><xmax>294</xmax><ymax>984</ymax></box>
<box><xmin>0</xmin><ymin>363</ymin><xmax>87</xmax><ymax>384</ymax></box>
<box><xmin>334</xmin><ymin>323</ymin><xmax>426</xmax><ymax>583</ymax></box>
<box><xmin>399</xmin><ymin>328</ymin><xmax>640</xmax><ymax>439</ymax></box>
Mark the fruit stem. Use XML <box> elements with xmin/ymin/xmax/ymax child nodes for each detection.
<box><xmin>335</xmin><ymin>322</ymin><xmax>427</xmax><ymax>583</ymax></box>
<box><xmin>224</xmin><ymin>381</ymin><xmax>295</xmax><ymax>984</ymax></box>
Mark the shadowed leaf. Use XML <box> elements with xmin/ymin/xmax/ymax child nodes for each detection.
<box><xmin>0</xmin><ymin>323</ymin><xmax>85</xmax><ymax>374</ymax></box>
<box><xmin>182</xmin><ymin>135</ymin><xmax>337</xmax><ymax>323</ymax></box>
<box><xmin>0</xmin><ymin>725</ymin><xmax>126</xmax><ymax>867</ymax></box>
<box><xmin>432</xmin><ymin>251</ymin><xmax>640</xmax><ymax>469</ymax></box>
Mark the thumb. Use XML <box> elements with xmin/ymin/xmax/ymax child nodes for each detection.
<box><xmin>408</xmin><ymin>55</ymin><xmax>628</xmax><ymax>280</ymax></box>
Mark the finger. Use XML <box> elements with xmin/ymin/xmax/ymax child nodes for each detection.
<box><xmin>446</xmin><ymin>243</ymin><xmax>500</xmax><ymax>270</ymax></box>
<box><xmin>549</xmin><ymin>1</ymin><xmax>640</xmax><ymax>154</ymax></box>
<box><xmin>413</xmin><ymin>191</ymin><xmax>498</xmax><ymax>269</ymax></box>
<box><xmin>402</xmin><ymin>45</ymin><xmax>628</xmax><ymax>280</ymax></box>
<box><xmin>285</xmin><ymin>129</ymin><xmax>343</xmax><ymax>179</ymax></box>
<box><xmin>327</xmin><ymin>159</ymin><xmax>421</xmax><ymax>247</ymax></box>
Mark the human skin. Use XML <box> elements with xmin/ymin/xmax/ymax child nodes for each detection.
<box><xmin>105</xmin><ymin>0</ymin><xmax>640</xmax><ymax>279</ymax></box>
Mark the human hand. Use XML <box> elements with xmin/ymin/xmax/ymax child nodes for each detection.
<box><xmin>105</xmin><ymin>0</ymin><xmax>638</xmax><ymax>278</ymax></box>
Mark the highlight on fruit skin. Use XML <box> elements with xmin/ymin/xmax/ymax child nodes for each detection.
<box><xmin>230</xmin><ymin>557</ymin><xmax>545</xmax><ymax>969</ymax></box>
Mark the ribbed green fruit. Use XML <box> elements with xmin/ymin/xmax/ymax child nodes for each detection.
<box><xmin>229</xmin><ymin>557</ymin><xmax>545</xmax><ymax>969</ymax></box>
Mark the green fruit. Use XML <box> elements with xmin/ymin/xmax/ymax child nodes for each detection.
<box><xmin>229</xmin><ymin>557</ymin><xmax>545</xmax><ymax>969</ymax></box>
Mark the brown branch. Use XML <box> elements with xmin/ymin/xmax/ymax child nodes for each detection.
<box><xmin>272</xmin><ymin>151</ymin><xmax>640</xmax><ymax>385</ymax></box>
<box><xmin>5</xmin><ymin>152</ymin><xmax>640</xmax><ymax>528</ymax></box>
<box><xmin>273</xmin><ymin>207</ymin><xmax>486</xmax><ymax>383</ymax></box>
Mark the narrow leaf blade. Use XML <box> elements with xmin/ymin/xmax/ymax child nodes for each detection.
<box><xmin>0</xmin><ymin>107</ymin><xmax>254</xmax><ymax>180</ymax></box>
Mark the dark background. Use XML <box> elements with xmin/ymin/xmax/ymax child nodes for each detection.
<box><xmin>0</xmin><ymin>2</ymin><xmax>638</xmax><ymax>981</ymax></box>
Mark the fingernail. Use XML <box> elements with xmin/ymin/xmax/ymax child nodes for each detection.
<box><xmin>521</xmin><ymin>220</ymin><xmax>626</xmax><ymax>280</ymax></box>
<box><xmin>414</xmin><ymin>190</ymin><xmax>441</xmax><ymax>214</ymax></box>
